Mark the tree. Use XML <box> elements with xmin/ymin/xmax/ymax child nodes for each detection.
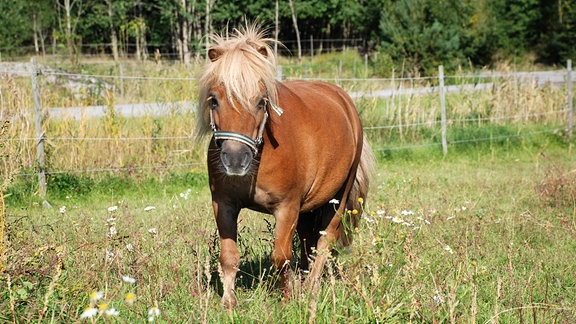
<box><xmin>0</xmin><ymin>0</ymin><xmax>33</xmax><ymax>55</ymax></box>
<box><xmin>288</xmin><ymin>0</ymin><xmax>302</xmax><ymax>61</ymax></box>
<box><xmin>379</xmin><ymin>0</ymin><xmax>482</xmax><ymax>75</ymax></box>
<box><xmin>55</xmin><ymin>0</ymin><xmax>84</xmax><ymax>67</ymax></box>
<box><xmin>105</xmin><ymin>0</ymin><xmax>120</xmax><ymax>62</ymax></box>
<box><xmin>30</xmin><ymin>0</ymin><xmax>55</xmax><ymax>56</ymax></box>
<box><xmin>487</xmin><ymin>0</ymin><xmax>540</xmax><ymax>59</ymax></box>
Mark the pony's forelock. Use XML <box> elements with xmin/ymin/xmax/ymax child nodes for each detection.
<box><xmin>196</xmin><ymin>25</ymin><xmax>279</xmax><ymax>138</ymax></box>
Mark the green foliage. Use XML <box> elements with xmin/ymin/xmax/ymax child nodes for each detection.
<box><xmin>2</xmin><ymin>0</ymin><xmax>575</xmax><ymax>70</ymax></box>
<box><xmin>4</xmin><ymin>173</ymin><xmax>37</xmax><ymax>206</ymax></box>
<box><xmin>47</xmin><ymin>173</ymin><xmax>95</xmax><ymax>200</ymax></box>
<box><xmin>379</xmin><ymin>0</ymin><xmax>483</xmax><ymax>75</ymax></box>
<box><xmin>0</xmin><ymin>0</ymin><xmax>32</xmax><ymax>54</ymax></box>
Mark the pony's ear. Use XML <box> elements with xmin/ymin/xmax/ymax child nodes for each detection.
<box><xmin>247</xmin><ymin>40</ymin><xmax>268</xmax><ymax>58</ymax></box>
<box><xmin>208</xmin><ymin>48</ymin><xmax>223</xmax><ymax>62</ymax></box>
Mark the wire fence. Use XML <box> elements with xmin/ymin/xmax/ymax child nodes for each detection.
<box><xmin>0</xmin><ymin>59</ymin><xmax>574</xmax><ymax>196</ymax></box>
<box><xmin>1</xmin><ymin>38</ymin><xmax>364</xmax><ymax>62</ymax></box>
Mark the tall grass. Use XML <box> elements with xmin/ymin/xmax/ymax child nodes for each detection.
<box><xmin>1</xmin><ymin>147</ymin><xmax>575</xmax><ymax>322</ymax></box>
<box><xmin>1</xmin><ymin>53</ymin><xmax>570</xmax><ymax>184</ymax></box>
<box><xmin>1</xmin><ymin>52</ymin><xmax>575</xmax><ymax>322</ymax></box>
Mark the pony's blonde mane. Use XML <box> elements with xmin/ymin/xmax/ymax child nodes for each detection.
<box><xmin>196</xmin><ymin>25</ymin><xmax>279</xmax><ymax>137</ymax></box>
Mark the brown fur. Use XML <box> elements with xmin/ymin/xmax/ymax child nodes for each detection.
<box><xmin>196</xmin><ymin>25</ymin><xmax>374</xmax><ymax>308</ymax></box>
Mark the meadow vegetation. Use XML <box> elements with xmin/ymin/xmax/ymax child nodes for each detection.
<box><xmin>1</xmin><ymin>52</ymin><xmax>575</xmax><ymax>322</ymax></box>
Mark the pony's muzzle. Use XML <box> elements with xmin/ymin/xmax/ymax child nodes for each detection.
<box><xmin>220</xmin><ymin>140</ymin><xmax>254</xmax><ymax>176</ymax></box>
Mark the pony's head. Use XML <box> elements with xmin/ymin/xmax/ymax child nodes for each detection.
<box><xmin>197</xmin><ymin>25</ymin><xmax>279</xmax><ymax>176</ymax></box>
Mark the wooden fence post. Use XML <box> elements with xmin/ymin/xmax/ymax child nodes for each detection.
<box><xmin>568</xmin><ymin>59</ymin><xmax>573</xmax><ymax>141</ymax></box>
<box><xmin>439</xmin><ymin>65</ymin><xmax>448</xmax><ymax>155</ymax></box>
<box><xmin>277</xmin><ymin>65</ymin><xmax>283</xmax><ymax>81</ymax></box>
<box><xmin>31</xmin><ymin>58</ymin><xmax>47</xmax><ymax>198</ymax></box>
<box><xmin>118</xmin><ymin>63</ymin><xmax>125</xmax><ymax>97</ymax></box>
<box><xmin>310</xmin><ymin>35</ymin><xmax>313</xmax><ymax>58</ymax></box>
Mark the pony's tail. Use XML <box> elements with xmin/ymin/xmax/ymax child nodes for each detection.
<box><xmin>339</xmin><ymin>135</ymin><xmax>376</xmax><ymax>247</ymax></box>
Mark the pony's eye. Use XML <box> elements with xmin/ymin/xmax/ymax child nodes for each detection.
<box><xmin>257</xmin><ymin>99</ymin><xmax>267</xmax><ymax>110</ymax></box>
<box><xmin>208</xmin><ymin>97</ymin><xmax>218</xmax><ymax>110</ymax></box>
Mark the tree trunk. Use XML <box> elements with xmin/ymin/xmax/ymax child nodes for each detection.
<box><xmin>274</xmin><ymin>0</ymin><xmax>279</xmax><ymax>55</ymax></box>
<box><xmin>57</xmin><ymin>0</ymin><xmax>82</xmax><ymax>68</ymax></box>
<box><xmin>140</xmin><ymin>21</ymin><xmax>148</xmax><ymax>61</ymax></box>
<box><xmin>33</xmin><ymin>13</ymin><xmax>40</xmax><ymax>54</ymax></box>
<box><xmin>135</xmin><ymin>24</ymin><xmax>141</xmax><ymax>61</ymax></box>
<box><xmin>204</xmin><ymin>0</ymin><xmax>214</xmax><ymax>57</ymax></box>
<box><xmin>105</xmin><ymin>0</ymin><xmax>119</xmax><ymax>63</ymax></box>
<box><xmin>288</xmin><ymin>0</ymin><xmax>302</xmax><ymax>62</ymax></box>
<box><xmin>180</xmin><ymin>0</ymin><xmax>194</xmax><ymax>65</ymax></box>
<box><xmin>64</xmin><ymin>0</ymin><xmax>75</xmax><ymax>66</ymax></box>
<box><xmin>174</xmin><ymin>14</ymin><xmax>183</xmax><ymax>62</ymax></box>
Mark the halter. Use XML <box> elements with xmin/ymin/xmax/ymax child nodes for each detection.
<box><xmin>209</xmin><ymin>98</ymin><xmax>284</xmax><ymax>155</ymax></box>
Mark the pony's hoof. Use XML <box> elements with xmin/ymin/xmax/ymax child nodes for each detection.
<box><xmin>221</xmin><ymin>293</ymin><xmax>238</xmax><ymax>309</ymax></box>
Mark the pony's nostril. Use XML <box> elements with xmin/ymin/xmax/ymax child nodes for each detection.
<box><xmin>241</xmin><ymin>152</ymin><xmax>251</xmax><ymax>167</ymax></box>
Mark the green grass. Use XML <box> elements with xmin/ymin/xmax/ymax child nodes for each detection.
<box><xmin>2</xmin><ymin>142</ymin><xmax>575</xmax><ymax>322</ymax></box>
<box><xmin>1</xmin><ymin>52</ymin><xmax>574</xmax><ymax>322</ymax></box>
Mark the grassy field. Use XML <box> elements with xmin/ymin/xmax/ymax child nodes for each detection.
<box><xmin>1</xmin><ymin>52</ymin><xmax>575</xmax><ymax>322</ymax></box>
<box><xmin>2</xmin><ymin>141</ymin><xmax>575</xmax><ymax>323</ymax></box>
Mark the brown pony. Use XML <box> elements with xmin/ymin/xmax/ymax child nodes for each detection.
<box><xmin>196</xmin><ymin>25</ymin><xmax>374</xmax><ymax>308</ymax></box>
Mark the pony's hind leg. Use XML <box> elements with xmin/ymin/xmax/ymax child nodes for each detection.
<box><xmin>304</xmin><ymin>210</ymin><xmax>342</xmax><ymax>290</ymax></box>
<box><xmin>296</xmin><ymin>212</ymin><xmax>321</xmax><ymax>271</ymax></box>
<box><xmin>304</xmin><ymin>185</ymin><xmax>354</xmax><ymax>290</ymax></box>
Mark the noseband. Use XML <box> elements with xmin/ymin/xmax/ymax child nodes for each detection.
<box><xmin>209</xmin><ymin>98</ymin><xmax>284</xmax><ymax>155</ymax></box>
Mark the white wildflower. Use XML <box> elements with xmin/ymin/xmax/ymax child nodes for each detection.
<box><xmin>144</xmin><ymin>206</ymin><xmax>156</xmax><ymax>211</ymax></box>
<box><xmin>108</xmin><ymin>206</ymin><xmax>118</xmax><ymax>212</ymax></box>
<box><xmin>329</xmin><ymin>199</ymin><xmax>340</xmax><ymax>204</ymax></box>
<box><xmin>89</xmin><ymin>291</ymin><xmax>104</xmax><ymax>302</ymax></box>
<box><xmin>108</xmin><ymin>226</ymin><xmax>117</xmax><ymax>237</ymax></box>
<box><xmin>148</xmin><ymin>306</ymin><xmax>161</xmax><ymax>322</ymax></box>
<box><xmin>105</xmin><ymin>249</ymin><xmax>115</xmax><ymax>262</ymax></box>
<box><xmin>179</xmin><ymin>189</ymin><xmax>192</xmax><ymax>200</ymax></box>
<box><xmin>122</xmin><ymin>275</ymin><xmax>137</xmax><ymax>284</ymax></box>
<box><xmin>363</xmin><ymin>215</ymin><xmax>375</xmax><ymax>223</ymax></box>
<box><xmin>59</xmin><ymin>206</ymin><xmax>67</xmax><ymax>214</ymax></box>
<box><xmin>391</xmin><ymin>216</ymin><xmax>403</xmax><ymax>223</ymax></box>
<box><xmin>125</xmin><ymin>293</ymin><xmax>136</xmax><ymax>305</ymax></box>
<box><xmin>105</xmin><ymin>308</ymin><xmax>120</xmax><ymax>316</ymax></box>
<box><xmin>433</xmin><ymin>291</ymin><xmax>445</xmax><ymax>304</ymax></box>
<box><xmin>80</xmin><ymin>307</ymin><xmax>98</xmax><ymax>319</ymax></box>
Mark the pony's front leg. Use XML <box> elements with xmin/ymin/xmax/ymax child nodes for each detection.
<box><xmin>272</xmin><ymin>206</ymin><xmax>299</xmax><ymax>293</ymax></box>
<box><xmin>214</xmin><ymin>202</ymin><xmax>240</xmax><ymax>308</ymax></box>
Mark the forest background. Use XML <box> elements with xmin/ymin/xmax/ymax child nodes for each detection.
<box><xmin>1</xmin><ymin>0</ymin><xmax>575</xmax><ymax>75</ymax></box>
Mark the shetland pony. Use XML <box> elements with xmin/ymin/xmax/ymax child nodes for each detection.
<box><xmin>196</xmin><ymin>25</ymin><xmax>374</xmax><ymax>308</ymax></box>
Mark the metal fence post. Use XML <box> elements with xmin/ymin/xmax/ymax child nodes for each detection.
<box><xmin>439</xmin><ymin>65</ymin><xmax>448</xmax><ymax>155</ymax></box>
<box><xmin>31</xmin><ymin>58</ymin><xmax>47</xmax><ymax>198</ymax></box>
